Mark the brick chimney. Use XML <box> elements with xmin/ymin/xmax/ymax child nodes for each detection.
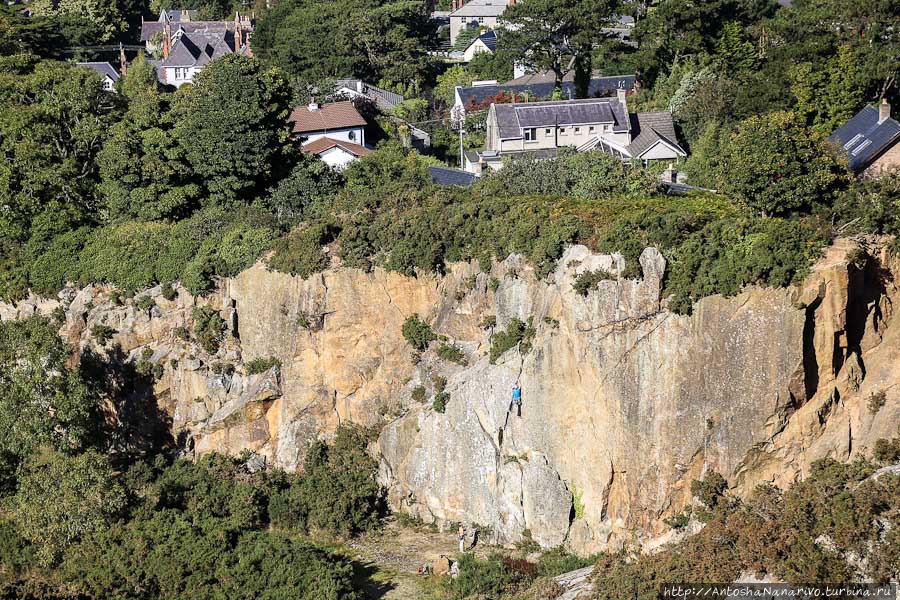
<box><xmin>508</xmin><ymin>0</ymin><xmax>516</xmax><ymax>6</ymax></box>
<box><xmin>879</xmin><ymin>98</ymin><xmax>891</xmax><ymax>124</ymax></box>
<box><xmin>163</xmin><ymin>21</ymin><xmax>171</xmax><ymax>58</ymax></box>
<box><xmin>119</xmin><ymin>42</ymin><xmax>127</xmax><ymax>76</ymax></box>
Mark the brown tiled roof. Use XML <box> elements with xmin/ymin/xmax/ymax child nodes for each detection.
<box><xmin>288</xmin><ymin>101</ymin><xmax>367</xmax><ymax>134</ymax></box>
<box><xmin>302</xmin><ymin>136</ymin><xmax>371</xmax><ymax>157</ymax></box>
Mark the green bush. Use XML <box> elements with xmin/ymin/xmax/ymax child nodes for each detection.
<box><xmin>573</xmin><ymin>269</ymin><xmax>613</xmax><ymax>296</ymax></box>
<box><xmin>245</xmin><ymin>357</ymin><xmax>282</xmax><ymax>374</ymax></box>
<box><xmin>268</xmin><ymin>223</ymin><xmax>334</xmax><ymax>279</ymax></box>
<box><xmin>481</xmin><ymin>315</ymin><xmax>497</xmax><ymax>329</ymax></box>
<box><xmin>268</xmin><ymin>425</ymin><xmax>383</xmax><ymax>537</ymax></box>
<box><xmin>489</xmin><ymin>317</ymin><xmax>536</xmax><ymax>364</ymax></box>
<box><xmin>401</xmin><ymin>314</ymin><xmax>436</xmax><ymax>351</ymax></box>
<box><xmin>91</xmin><ymin>324</ymin><xmax>117</xmax><ymax>345</ymax></box>
<box><xmin>664</xmin><ymin>218</ymin><xmax>826</xmax><ymax>315</ymax></box>
<box><xmin>433</xmin><ymin>391</ymin><xmax>449</xmax><ymax>413</ymax></box>
<box><xmin>437</xmin><ymin>342</ymin><xmax>467</xmax><ymax>365</ymax></box>
<box><xmin>691</xmin><ymin>472</ymin><xmax>728</xmax><ymax>509</ymax></box>
<box><xmin>192</xmin><ymin>306</ymin><xmax>226</xmax><ymax>354</ymax></box>
<box><xmin>134</xmin><ymin>295</ymin><xmax>155</xmax><ymax>312</ymax></box>
<box><xmin>181</xmin><ymin>222</ymin><xmax>276</xmax><ymax>294</ymax></box>
<box><xmin>160</xmin><ymin>282</ymin><xmax>178</xmax><ymax>301</ymax></box>
<box><xmin>867</xmin><ymin>391</ymin><xmax>886</xmax><ymax>415</ymax></box>
<box><xmin>411</xmin><ymin>386</ymin><xmax>427</xmax><ymax>402</ymax></box>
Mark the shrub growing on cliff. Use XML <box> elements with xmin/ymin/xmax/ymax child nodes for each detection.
<box><xmin>489</xmin><ymin>317</ymin><xmax>536</xmax><ymax>364</ymax></box>
<box><xmin>437</xmin><ymin>342</ymin><xmax>467</xmax><ymax>365</ymax></box>
<box><xmin>433</xmin><ymin>391</ymin><xmax>449</xmax><ymax>413</ymax></box>
<box><xmin>401</xmin><ymin>314</ymin><xmax>436</xmax><ymax>351</ymax></box>
<box><xmin>267</xmin><ymin>223</ymin><xmax>334</xmax><ymax>279</ymax></box>
<box><xmin>691</xmin><ymin>471</ymin><xmax>728</xmax><ymax>509</ymax></box>
<box><xmin>573</xmin><ymin>269</ymin><xmax>614</xmax><ymax>296</ymax></box>
<box><xmin>192</xmin><ymin>306</ymin><xmax>226</xmax><ymax>354</ymax></box>
<box><xmin>245</xmin><ymin>357</ymin><xmax>282</xmax><ymax>375</ymax></box>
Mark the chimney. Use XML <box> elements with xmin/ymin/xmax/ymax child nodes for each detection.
<box><xmin>308</xmin><ymin>101</ymin><xmax>320</xmax><ymax>111</ymax></box>
<box><xmin>879</xmin><ymin>98</ymin><xmax>891</xmax><ymax>124</ymax></box>
<box><xmin>119</xmin><ymin>42</ymin><xmax>127</xmax><ymax>76</ymax></box>
<box><xmin>508</xmin><ymin>0</ymin><xmax>515</xmax><ymax>6</ymax></box>
<box><xmin>163</xmin><ymin>21</ymin><xmax>171</xmax><ymax>58</ymax></box>
<box><xmin>356</xmin><ymin>80</ymin><xmax>364</xmax><ymax>93</ymax></box>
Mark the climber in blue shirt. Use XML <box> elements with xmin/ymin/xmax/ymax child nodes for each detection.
<box><xmin>511</xmin><ymin>385</ymin><xmax>522</xmax><ymax>417</ymax></box>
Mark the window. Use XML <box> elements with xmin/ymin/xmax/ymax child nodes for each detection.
<box><xmin>574</xmin><ymin>127</ymin><xmax>581</xmax><ymax>134</ymax></box>
<box><xmin>348</xmin><ymin>130</ymin><xmax>356</xmax><ymax>141</ymax></box>
<box><xmin>545</xmin><ymin>128</ymin><xmax>552</xmax><ymax>136</ymax></box>
<box><xmin>478</xmin><ymin>17</ymin><xmax>484</xmax><ymax>23</ymax></box>
<box><xmin>523</xmin><ymin>127</ymin><xmax>536</xmax><ymax>142</ymax></box>
<box><xmin>603</xmin><ymin>124</ymin><xmax>611</xmax><ymax>133</ymax></box>
<box><xmin>589</xmin><ymin>126</ymin><xmax>595</xmax><ymax>133</ymax></box>
<box><xmin>559</xmin><ymin>127</ymin><xmax>567</xmax><ymax>135</ymax></box>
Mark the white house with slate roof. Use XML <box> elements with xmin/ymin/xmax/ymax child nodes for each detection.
<box><xmin>76</xmin><ymin>62</ymin><xmax>120</xmax><ymax>92</ymax></box>
<box><xmin>468</xmin><ymin>91</ymin><xmax>685</xmax><ymax>172</ymax></box>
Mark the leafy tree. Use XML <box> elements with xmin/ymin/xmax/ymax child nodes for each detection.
<box><xmin>254</xmin><ymin>0</ymin><xmax>433</xmax><ymax>93</ymax></box>
<box><xmin>269</xmin><ymin>426</ymin><xmax>383</xmax><ymax>536</ymax></box>
<box><xmin>0</xmin><ymin>318</ymin><xmax>96</xmax><ymax>488</ymax></box>
<box><xmin>716</xmin><ymin>111</ymin><xmax>848</xmax><ymax>216</ymax></box>
<box><xmin>260</xmin><ymin>154</ymin><xmax>343</xmax><ymax>225</ymax></box>
<box><xmin>0</xmin><ymin>58</ymin><xmax>120</xmax><ymax>245</ymax></box>
<box><xmin>171</xmin><ymin>55</ymin><xmax>292</xmax><ymax>203</ymax></box>
<box><xmin>98</xmin><ymin>75</ymin><xmax>200</xmax><ymax>222</ymax></box>
<box><xmin>13</xmin><ymin>449</ymin><xmax>126</xmax><ymax>564</ymax></box>
<box><xmin>500</xmin><ymin>0</ymin><xmax>618</xmax><ymax>92</ymax></box>
<box><xmin>401</xmin><ymin>314</ymin><xmax>436</xmax><ymax>351</ymax></box>
<box><xmin>714</xmin><ymin>21</ymin><xmax>756</xmax><ymax>74</ymax></box>
<box><xmin>434</xmin><ymin>65</ymin><xmax>474</xmax><ymax>109</ymax></box>
<box><xmin>29</xmin><ymin>0</ymin><xmax>125</xmax><ymax>42</ymax></box>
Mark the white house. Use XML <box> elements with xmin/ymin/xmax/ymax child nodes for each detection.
<box><xmin>449</xmin><ymin>0</ymin><xmax>513</xmax><ymax>45</ymax></box>
<box><xmin>302</xmin><ymin>137</ymin><xmax>371</xmax><ymax>170</ymax></box>
<box><xmin>288</xmin><ymin>101</ymin><xmax>368</xmax><ymax>147</ymax></box>
<box><xmin>76</xmin><ymin>62</ymin><xmax>120</xmax><ymax>92</ymax></box>
<box><xmin>467</xmin><ymin>91</ymin><xmax>685</xmax><ymax>172</ymax></box>
<box><xmin>462</xmin><ymin>29</ymin><xmax>497</xmax><ymax>61</ymax></box>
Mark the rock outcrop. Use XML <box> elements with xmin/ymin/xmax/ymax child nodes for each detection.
<box><xmin>2</xmin><ymin>239</ymin><xmax>897</xmax><ymax>554</ymax></box>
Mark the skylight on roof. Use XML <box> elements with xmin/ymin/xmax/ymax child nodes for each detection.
<box><xmin>851</xmin><ymin>139</ymin><xmax>872</xmax><ymax>156</ymax></box>
<box><xmin>843</xmin><ymin>134</ymin><xmax>864</xmax><ymax>150</ymax></box>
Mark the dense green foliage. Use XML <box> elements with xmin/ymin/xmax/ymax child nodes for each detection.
<box><xmin>591</xmin><ymin>455</ymin><xmax>900</xmax><ymax>598</ymax></box>
<box><xmin>0</xmin><ymin>318</ymin><xmax>382</xmax><ymax>597</ymax></box>
<box><xmin>0</xmin><ymin>318</ymin><xmax>96</xmax><ymax>490</ymax></box>
<box><xmin>253</xmin><ymin>0</ymin><xmax>434</xmax><ymax>94</ymax></box>
<box><xmin>268</xmin><ymin>426</ymin><xmax>384</xmax><ymax>536</ymax></box>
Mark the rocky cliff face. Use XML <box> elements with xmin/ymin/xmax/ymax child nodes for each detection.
<box><xmin>2</xmin><ymin>239</ymin><xmax>897</xmax><ymax>554</ymax></box>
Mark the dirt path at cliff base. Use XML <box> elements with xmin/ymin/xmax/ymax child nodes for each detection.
<box><xmin>346</xmin><ymin>519</ymin><xmax>498</xmax><ymax>600</ymax></box>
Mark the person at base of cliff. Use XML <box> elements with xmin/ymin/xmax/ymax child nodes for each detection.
<box><xmin>458</xmin><ymin>524</ymin><xmax>467</xmax><ymax>553</ymax></box>
<box><xmin>512</xmin><ymin>385</ymin><xmax>522</xmax><ymax>416</ymax></box>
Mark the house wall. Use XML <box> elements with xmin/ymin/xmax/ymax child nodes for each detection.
<box><xmin>300</xmin><ymin>127</ymin><xmax>365</xmax><ymax>147</ymax></box>
<box><xmin>164</xmin><ymin>66</ymin><xmax>203</xmax><ymax>87</ymax></box>
<box><xmin>101</xmin><ymin>76</ymin><xmax>117</xmax><ymax>92</ymax></box>
<box><xmin>463</xmin><ymin>39</ymin><xmax>492</xmax><ymax>62</ymax></box>
<box><xmin>317</xmin><ymin>147</ymin><xmax>358</xmax><ymax>171</ymax></box>
<box><xmin>495</xmin><ymin>125</ymin><xmax>630</xmax><ymax>153</ymax></box>
<box><xmin>450</xmin><ymin>15</ymin><xmax>500</xmax><ymax>44</ymax></box>
<box><xmin>640</xmin><ymin>141</ymin><xmax>682</xmax><ymax>162</ymax></box>
<box><xmin>864</xmin><ymin>142</ymin><xmax>900</xmax><ymax>177</ymax></box>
